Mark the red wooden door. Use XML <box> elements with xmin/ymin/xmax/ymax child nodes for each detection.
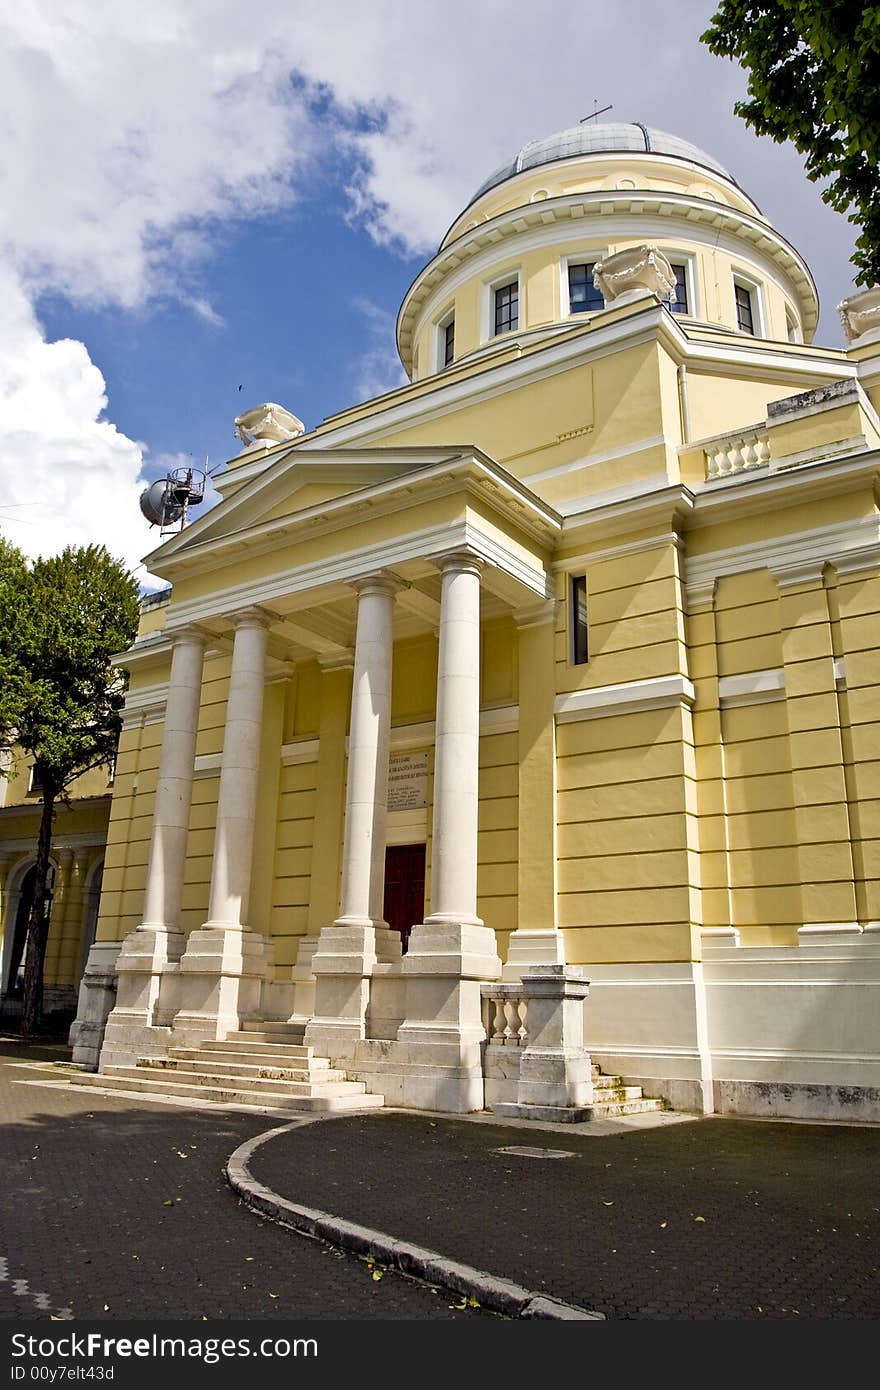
<box><xmin>383</xmin><ymin>844</ymin><xmax>426</xmax><ymax>952</ymax></box>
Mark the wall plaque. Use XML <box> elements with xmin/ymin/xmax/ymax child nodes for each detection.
<box><xmin>387</xmin><ymin>751</ymin><xmax>428</xmax><ymax>811</ymax></box>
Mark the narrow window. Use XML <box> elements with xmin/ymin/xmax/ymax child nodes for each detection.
<box><xmin>27</xmin><ymin>765</ymin><xmax>46</xmax><ymax>794</ymax></box>
<box><xmin>668</xmin><ymin>264</ymin><xmax>689</xmax><ymax>315</ymax></box>
<box><xmin>570</xmin><ymin>574</ymin><xmax>589</xmax><ymax>665</ymax></box>
<box><xmin>734</xmin><ymin>281</ymin><xmax>755</xmax><ymax>334</ymax></box>
<box><xmin>786</xmin><ymin>309</ymin><xmax>800</xmax><ymax>344</ymax></box>
<box><xmin>568</xmin><ymin>263</ymin><xmax>604</xmax><ymax>314</ymax></box>
<box><xmin>443</xmin><ymin>317</ymin><xmax>455</xmax><ymax>367</ymax></box>
<box><xmin>494</xmin><ymin>280</ymin><xmax>519</xmax><ymax>335</ymax></box>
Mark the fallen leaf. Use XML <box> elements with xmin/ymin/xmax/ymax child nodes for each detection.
<box><xmin>245</xmin><ymin>1257</ymin><xmax>254</xmax><ymax>1262</ymax></box>
<box><xmin>162</xmin><ymin>1200</ymin><xmax>174</xmax><ymax>1207</ymax></box>
<box><xmin>269</xmin><ymin>1293</ymin><xmax>278</xmax><ymax>1300</ymax></box>
<box><xmin>103</xmin><ymin>1305</ymin><xmax>109</xmax><ymax>1312</ymax></box>
<box><xmin>602</xmin><ymin>1201</ymin><xmax>614</xmax><ymax>1206</ymax></box>
<box><xmin>467</xmin><ymin>1296</ymin><xmax>480</xmax><ymax>1308</ymax></box>
<box><xmin>660</xmin><ymin>1222</ymin><xmax>667</xmax><ymax>1229</ymax></box>
<box><xmin>372</xmin><ymin>1270</ymin><xmax>383</xmax><ymax>1282</ymax></box>
<box><xmin>693</xmin><ymin>1215</ymin><xmax>706</xmax><ymax>1223</ymax></box>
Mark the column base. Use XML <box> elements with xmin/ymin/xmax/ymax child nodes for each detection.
<box><xmin>304</xmin><ymin>921</ymin><xmax>401</xmax><ymax>1049</ymax></box>
<box><xmin>171</xmin><ymin>925</ymin><xmax>272</xmax><ymax>1049</ymax></box>
<box><xmin>69</xmin><ymin>942</ymin><xmax>122</xmax><ymax>1070</ymax></box>
<box><xmin>98</xmin><ymin>926</ymin><xmax>185</xmax><ymax>1068</ymax></box>
<box><xmin>399</xmin><ymin>918</ymin><xmax>501</xmax><ymax>1046</ymax></box>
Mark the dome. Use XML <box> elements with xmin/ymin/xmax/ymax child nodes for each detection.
<box><xmin>469</xmin><ymin>121</ymin><xmax>737</xmax><ymax>203</ymax></box>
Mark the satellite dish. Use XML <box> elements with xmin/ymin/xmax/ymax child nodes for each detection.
<box><xmin>139</xmin><ymin>467</ymin><xmax>207</xmax><ymax>534</ymax></box>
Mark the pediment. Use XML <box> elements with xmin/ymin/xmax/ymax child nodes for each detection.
<box><xmin>145</xmin><ymin>445</ymin><xmax>464</xmax><ymax>565</ymax></box>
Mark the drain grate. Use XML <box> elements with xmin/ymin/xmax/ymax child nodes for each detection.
<box><xmin>494</xmin><ymin>1145</ymin><xmax>577</xmax><ymax>1159</ymax></box>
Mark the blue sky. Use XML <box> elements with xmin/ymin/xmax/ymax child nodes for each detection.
<box><xmin>0</xmin><ymin>2</ymin><xmax>860</xmax><ymax>587</ymax></box>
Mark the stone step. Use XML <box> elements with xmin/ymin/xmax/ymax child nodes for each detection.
<box><xmin>70</xmin><ymin>1070</ymin><xmax>385</xmax><ymax>1112</ymax></box>
<box><xmin>591</xmin><ymin>1082</ymin><xmax>646</xmax><ymax>1102</ymax></box>
<box><xmin>116</xmin><ymin>1065</ymin><xmax>364</xmax><ymax>1098</ymax></box>
<box><xmin>143</xmin><ymin>1057</ymin><xmax>348</xmax><ymax>1085</ymax></box>
<box><xmin>227</xmin><ymin>1025</ymin><xmax>306</xmax><ymax>1042</ymax></box>
<box><xmin>168</xmin><ymin>1045</ymin><xmax>327</xmax><ymax>1068</ymax></box>
<box><xmin>588</xmin><ymin>1097</ymin><xmax>666</xmax><ymax>1117</ymax></box>
<box><xmin>200</xmin><ymin>1039</ymin><xmax>321</xmax><ymax>1058</ymax></box>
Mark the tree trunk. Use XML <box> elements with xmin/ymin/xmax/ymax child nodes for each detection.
<box><xmin>21</xmin><ymin>790</ymin><xmax>56</xmax><ymax>1036</ymax></box>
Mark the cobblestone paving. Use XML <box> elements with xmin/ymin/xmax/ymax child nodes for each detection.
<box><xmin>0</xmin><ymin>1044</ymin><xmax>491</xmax><ymax>1321</ymax></box>
<box><xmin>250</xmin><ymin>1109</ymin><xmax>880</xmax><ymax>1320</ymax></box>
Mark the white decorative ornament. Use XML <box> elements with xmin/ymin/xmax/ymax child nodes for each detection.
<box><xmin>837</xmin><ymin>286</ymin><xmax>880</xmax><ymax>346</ymax></box>
<box><xmin>592</xmin><ymin>243</ymin><xmax>676</xmax><ymax>306</ymax></box>
<box><xmin>234</xmin><ymin>402</ymin><xmax>305</xmax><ymax>450</ymax></box>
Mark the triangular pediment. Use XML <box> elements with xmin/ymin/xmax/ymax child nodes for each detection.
<box><xmin>144</xmin><ymin>445</ymin><xmax>465</xmax><ymax>566</ymax></box>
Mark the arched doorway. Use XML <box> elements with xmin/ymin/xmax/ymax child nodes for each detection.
<box><xmin>2</xmin><ymin>861</ymin><xmax>56</xmax><ymax>999</ymax></box>
<box><xmin>79</xmin><ymin>858</ymin><xmax>104</xmax><ymax>978</ymax></box>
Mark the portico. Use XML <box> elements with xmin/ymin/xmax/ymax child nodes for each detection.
<box><xmin>92</xmin><ymin>447</ymin><xmax>563</xmax><ymax>1109</ymax></box>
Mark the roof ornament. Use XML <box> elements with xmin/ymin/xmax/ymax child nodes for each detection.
<box><xmin>234</xmin><ymin>402</ymin><xmax>305</xmax><ymax>452</ymax></box>
<box><xmin>837</xmin><ymin>286</ymin><xmax>880</xmax><ymax>347</ymax></box>
<box><xmin>592</xmin><ymin>244</ymin><xmax>676</xmax><ymax>306</ymax></box>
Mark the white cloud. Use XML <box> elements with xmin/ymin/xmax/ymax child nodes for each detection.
<box><xmin>0</xmin><ymin>268</ymin><xmax>155</xmax><ymax>576</ymax></box>
<box><xmin>0</xmin><ymin>1</ymin><xmax>864</xmax><ymax>573</ymax></box>
<box><xmin>351</xmin><ymin>299</ymin><xmax>409</xmax><ymax>402</ymax></box>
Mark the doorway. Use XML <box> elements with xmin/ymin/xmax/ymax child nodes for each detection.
<box><xmin>383</xmin><ymin>843</ymin><xmax>426</xmax><ymax>952</ymax></box>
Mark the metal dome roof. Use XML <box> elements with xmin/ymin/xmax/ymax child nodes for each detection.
<box><xmin>470</xmin><ymin>121</ymin><xmax>737</xmax><ymax>202</ymax></box>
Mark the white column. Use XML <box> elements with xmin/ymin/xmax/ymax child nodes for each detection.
<box><xmin>171</xmin><ymin>609</ymin><xmax>272</xmax><ymax>1047</ymax></box>
<box><xmin>204</xmin><ymin>609</ymin><xmax>269</xmax><ymax>930</ymax></box>
<box><xmin>97</xmin><ymin>629</ymin><xmax>206</xmax><ymax>1068</ymax></box>
<box><xmin>337</xmin><ymin>575</ymin><xmax>396</xmax><ymax>930</ymax></box>
<box><xmin>305</xmin><ymin>575</ymin><xmax>400</xmax><ymax>1053</ymax></box>
<box><xmin>397</xmin><ymin>551</ymin><xmax>501</xmax><ymax>1112</ymax></box>
<box><xmin>426</xmin><ymin>553</ymin><xmax>483</xmax><ymax>927</ymax></box>
<box><xmin>140</xmin><ymin>628</ymin><xmax>206</xmax><ymax>938</ymax></box>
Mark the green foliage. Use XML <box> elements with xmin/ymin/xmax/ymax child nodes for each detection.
<box><xmin>0</xmin><ymin>544</ymin><xmax>140</xmax><ymax>793</ymax></box>
<box><xmin>0</xmin><ymin>541</ymin><xmax>140</xmax><ymax>1032</ymax></box>
<box><xmin>702</xmin><ymin>2</ymin><xmax>880</xmax><ymax>285</ymax></box>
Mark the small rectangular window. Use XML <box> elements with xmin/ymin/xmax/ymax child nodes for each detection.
<box><xmin>27</xmin><ymin>765</ymin><xmax>46</xmax><ymax>794</ymax></box>
<box><xmin>568</xmin><ymin>263</ymin><xmax>604</xmax><ymax>314</ymax></box>
<box><xmin>443</xmin><ymin>318</ymin><xmax>455</xmax><ymax>367</ymax></box>
<box><xmin>735</xmin><ymin>281</ymin><xmax>755</xmax><ymax>334</ymax></box>
<box><xmin>668</xmin><ymin>264</ymin><xmax>689</xmax><ymax>315</ymax></box>
<box><xmin>786</xmin><ymin>310</ymin><xmax>800</xmax><ymax>344</ymax></box>
<box><xmin>494</xmin><ymin>280</ymin><xmax>519</xmax><ymax>335</ymax></box>
<box><xmin>570</xmin><ymin>574</ymin><xmax>589</xmax><ymax>665</ymax></box>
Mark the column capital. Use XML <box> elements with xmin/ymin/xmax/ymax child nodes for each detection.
<box><xmin>167</xmin><ymin>624</ymin><xmax>209</xmax><ymax>649</ymax></box>
<box><xmin>229</xmin><ymin>606</ymin><xmax>272</xmax><ymax>631</ymax></box>
<box><xmin>351</xmin><ymin>572</ymin><xmax>403</xmax><ymax>599</ymax></box>
<box><xmin>434</xmin><ymin>549</ymin><xmax>484</xmax><ymax>579</ymax></box>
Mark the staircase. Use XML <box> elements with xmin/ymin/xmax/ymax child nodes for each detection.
<box><xmin>70</xmin><ymin>1022</ymin><xmax>384</xmax><ymax>1113</ymax></box>
<box><xmin>588</xmin><ymin>1064</ymin><xmax>666</xmax><ymax>1118</ymax></box>
<box><xmin>71</xmin><ymin>1021</ymin><xmax>667</xmax><ymax>1119</ymax></box>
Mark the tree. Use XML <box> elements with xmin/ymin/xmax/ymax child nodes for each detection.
<box><xmin>701</xmin><ymin>2</ymin><xmax>880</xmax><ymax>285</ymax></box>
<box><xmin>0</xmin><ymin>543</ymin><xmax>140</xmax><ymax>1034</ymax></box>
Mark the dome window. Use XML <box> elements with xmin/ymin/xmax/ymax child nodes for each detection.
<box><xmin>494</xmin><ymin>280</ymin><xmax>519</xmax><ymax>335</ymax></box>
<box><xmin>443</xmin><ymin>317</ymin><xmax>455</xmax><ymax>367</ymax></box>
<box><xmin>568</xmin><ymin>262</ymin><xmax>604</xmax><ymax>315</ymax></box>
<box><xmin>667</xmin><ymin>263</ymin><xmax>689</xmax><ymax>315</ymax></box>
<box><xmin>734</xmin><ymin>278</ymin><xmax>759</xmax><ymax>334</ymax></box>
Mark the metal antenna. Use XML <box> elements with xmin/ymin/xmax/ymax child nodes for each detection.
<box><xmin>580</xmin><ymin>101</ymin><xmax>613</xmax><ymax>124</ymax></box>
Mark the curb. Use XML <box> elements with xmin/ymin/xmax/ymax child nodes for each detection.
<box><xmin>225</xmin><ymin>1121</ymin><xmax>604</xmax><ymax>1321</ymax></box>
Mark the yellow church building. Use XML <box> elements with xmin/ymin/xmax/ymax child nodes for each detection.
<box><xmin>68</xmin><ymin>122</ymin><xmax>880</xmax><ymax>1122</ymax></box>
